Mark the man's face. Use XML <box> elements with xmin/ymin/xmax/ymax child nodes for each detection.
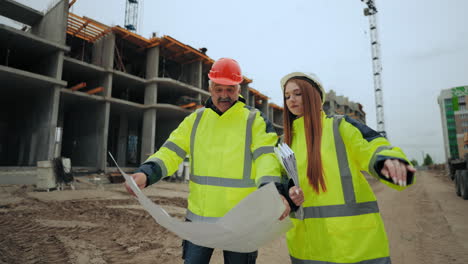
<box><xmin>209</xmin><ymin>82</ymin><xmax>240</xmax><ymax>113</ymax></box>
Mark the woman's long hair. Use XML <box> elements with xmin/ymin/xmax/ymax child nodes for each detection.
<box><xmin>283</xmin><ymin>78</ymin><xmax>326</xmax><ymax>193</ymax></box>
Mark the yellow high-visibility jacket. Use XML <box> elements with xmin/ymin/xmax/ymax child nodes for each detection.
<box><xmin>287</xmin><ymin>113</ymin><xmax>414</xmax><ymax>264</ymax></box>
<box><xmin>145</xmin><ymin>100</ymin><xmax>282</xmax><ymax>222</ymax></box>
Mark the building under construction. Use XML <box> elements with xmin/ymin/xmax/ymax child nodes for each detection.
<box><xmin>324</xmin><ymin>90</ymin><xmax>366</xmax><ymax>124</ymax></box>
<box><xmin>0</xmin><ymin>0</ymin><xmax>365</xmax><ymax>184</ymax></box>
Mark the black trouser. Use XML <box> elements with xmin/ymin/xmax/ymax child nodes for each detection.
<box><xmin>182</xmin><ymin>240</ymin><xmax>258</xmax><ymax>264</ymax></box>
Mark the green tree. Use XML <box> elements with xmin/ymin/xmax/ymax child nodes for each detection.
<box><xmin>423</xmin><ymin>154</ymin><xmax>434</xmax><ymax>166</ymax></box>
<box><xmin>410</xmin><ymin>159</ymin><xmax>419</xmax><ymax>166</ymax></box>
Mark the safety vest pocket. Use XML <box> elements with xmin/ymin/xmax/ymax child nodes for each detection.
<box><xmin>325</xmin><ymin>213</ymin><xmax>381</xmax><ymax>260</ymax></box>
<box><xmin>326</xmin><ymin>213</ymin><xmax>378</xmax><ymax>236</ymax></box>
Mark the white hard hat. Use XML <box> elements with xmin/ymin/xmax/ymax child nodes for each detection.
<box><xmin>280</xmin><ymin>72</ymin><xmax>326</xmax><ymax>102</ymax></box>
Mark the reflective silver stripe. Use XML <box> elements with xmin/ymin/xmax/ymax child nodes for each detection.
<box><xmin>190</xmin><ymin>108</ymin><xmax>205</xmax><ymax>175</ymax></box>
<box><xmin>295</xmin><ymin>116</ymin><xmax>381</xmax><ymax>220</ymax></box>
<box><xmin>369</xmin><ymin>145</ymin><xmax>394</xmax><ymax>177</ymax></box>
<box><xmin>243</xmin><ymin>109</ymin><xmax>258</xmax><ymax>180</ymax></box>
<box><xmin>333</xmin><ymin>116</ymin><xmax>355</xmax><ymax>203</ymax></box>
<box><xmin>161</xmin><ymin>140</ymin><xmax>186</xmax><ymax>159</ymax></box>
<box><xmin>291</xmin><ymin>201</ymin><xmax>379</xmax><ymax>219</ymax></box>
<box><xmin>257</xmin><ymin>176</ymin><xmax>282</xmax><ymax>186</ymax></box>
<box><xmin>252</xmin><ymin>146</ymin><xmax>275</xmax><ymax>160</ymax></box>
<box><xmin>190</xmin><ymin>174</ymin><xmax>256</xmax><ymax>188</ymax></box>
<box><xmin>291</xmin><ymin>255</ymin><xmax>391</xmax><ymax>264</ymax></box>
<box><xmin>186</xmin><ymin>209</ymin><xmax>220</xmax><ymax>223</ymax></box>
<box><xmin>146</xmin><ymin>157</ymin><xmax>168</xmax><ymax>177</ymax></box>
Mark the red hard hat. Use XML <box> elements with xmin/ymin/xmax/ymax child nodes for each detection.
<box><xmin>208</xmin><ymin>58</ymin><xmax>243</xmax><ymax>85</ymax></box>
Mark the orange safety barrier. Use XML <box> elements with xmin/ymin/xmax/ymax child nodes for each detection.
<box><xmin>86</xmin><ymin>87</ymin><xmax>104</xmax><ymax>95</ymax></box>
<box><xmin>69</xmin><ymin>0</ymin><xmax>77</xmax><ymax>8</ymax></box>
<box><xmin>70</xmin><ymin>82</ymin><xmax>87</xmax><ymax>91</ymax></box>
<box><xmin>179</xmin><ymin>102</ymin><xmax>196</xmax><ymax>109</ymax></box>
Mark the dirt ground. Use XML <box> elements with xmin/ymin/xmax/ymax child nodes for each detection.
<box><xmin>377</xmin><ymin>170</ymin><xmax>468</xmax><ymax>264</ymax></box>
<box><xmin>1</xmin><ymin>170</ymin><xmax>468</xmax><ymax>264</ymax></box>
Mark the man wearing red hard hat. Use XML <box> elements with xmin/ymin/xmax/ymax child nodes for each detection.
<box><xmin>126</xmin><ymin>58</ymin><xmax>289</xmax><ymax>263</ymax></box>
<box><xmin>207</xmin><ymin>58</ymin><xmax>245</xmax><ymax>113</ymax></box>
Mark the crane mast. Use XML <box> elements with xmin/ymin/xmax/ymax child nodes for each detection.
<box><xmin>362</xmin><ymin>0</ymin><xmax>386</xmax><ymax>137</ymax></box>
<box><xmin>125</xmin><ymin>0</ymin><xmax>139</xmax><ymax>32</ymax></box>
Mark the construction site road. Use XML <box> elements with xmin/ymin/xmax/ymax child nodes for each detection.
<box><xmin>377</xmin><ymin>169</ymin><xmax>468</xmax><ymax>264</ymax></box>
<box><xmin>0</xmin><ymin>170</ymin><xmax>467</xmax><ymax>264</ymax></box>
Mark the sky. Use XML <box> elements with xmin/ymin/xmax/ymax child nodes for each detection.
<box><xmin>9</xmin><ymin>0</ymin><xmax>468</xmax><ymax>164</ymax></box>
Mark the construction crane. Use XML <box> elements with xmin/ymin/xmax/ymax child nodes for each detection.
<box><xmin>361</xmin><ymin>0</ymin><xmax>386</xmax><ymax>137</ymax></box>
<box><xmin>124</xmin><ymin>0</ymin><xmax>140</xmax><ymax>32</ymax></box>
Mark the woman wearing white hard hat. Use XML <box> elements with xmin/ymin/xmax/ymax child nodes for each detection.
<box><xmin>280</xmin><ymin>72</ymin><xmax>416</xmax><ymax>264</ymax></box>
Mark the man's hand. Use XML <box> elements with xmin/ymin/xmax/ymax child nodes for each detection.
<box><xmin>381</xmin><ymin>159</ymin><xmax>416</xmax><ymax>187</ymax></box>
<box><xmin>124</xmin><ymin>172</ymin><xmax>147</xmax><ymax>196</ymax></box>
<box><xmin>289</xmin><ymin>186</ymin><xmax>304</xmax><ymax>206</ymax></box>
<box><xmin>279</xmin><ymin>195</ymin><xmax>291</xmax><ymax>220</ymax></box>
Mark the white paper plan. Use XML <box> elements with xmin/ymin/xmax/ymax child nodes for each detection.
<box><xmin>109</xmin><ymin>153</ymin><xmax>293</xmax><ymax>253</ymax></box>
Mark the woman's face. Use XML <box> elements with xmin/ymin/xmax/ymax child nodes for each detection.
<box><xmin>285</xmin><ymin>81</ymin><xmax>304</xmax><ymax>117</ymax></box>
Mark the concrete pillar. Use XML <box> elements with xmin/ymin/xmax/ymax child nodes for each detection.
<box><xmin>44</xmin><ymin>51</ymin><xmax>64</xmax><ymax>161</ymax></box>
<box><xmin>25</xmin><ymin>84</ymin><xmax>61</xmax><ymax>164</ymax></box>
<box><xmin>45</xmin><ymin>86</ymin><xmax>61</xmax><ymax>161</ymax></box>
<box><xmin>117</xmin><ymin>114</ymin><xmax>128</xmax><ymax>165</ymax></box>
<box><xmin>97</xmin><ymin>103</ymin><xmax>110</xmax><ymax>171</ymax></box>
<box><xmin>91</xmin><ymin>33</ymin><xmax>115</xmax><ymax>171</ymax></box>
<box><xmin>92</xmin><ymin>33</ymin><xmax>116</xmax><ymax>69</ymax></box>
<box><xmin>29</xmin><ymin>47</ymin><xmax>63</xmax><ymax>163</ymax></box>
<box><xmin>268</xmin><ymin>105</ymin><xmax>274</xmax><ymax>121</ymax></box>
<box><xmin>54</xmin><ymin>112</ymin><xmax>64</xmax><ymax>158</ymax></box>
<box><xmin>192</xmin><ymin>61</ymin><xmax>203</xmax><ymax>103</ymax></box>
<box><xmin>31</xmin><ymin>0</ymin><xmax>68</xmax><ymax>45</ymax></box>
<box><xmin>330</xmin><ymin>100</ymin><xmax>336</xmax><ymax>114</ymax></box>
<box><xmin>181</xmin><ymin>60</ymin><xmax>202</xmax><ymax>88</ymax></box>
<box><xmin>141</xmin><ymin>47</ymin><xmax>159</xmax><ymax>162</ymax></box>
<box><xmin>261</xmin><ymin>99</ymin><xmax>269</xmax><ymax>117</ymax></box>
<box><xmin>182</xmin><ymin>60</ymin><xmax>203</xmax><ymax>102</ymax></box>
<box><xmin>274</xmin><ymin>109</ymin><xmax>283</xmax><ymax>126</ymax></box>
<box><xmin>146</xmin><ymin>47</ymin><xmax>160</xmax><ymax>79</ymax></box>
<box><xmin>141</xmin><ymin>107</ymin><xmax>156</xmax><ymax>161</ymax></box>
<box><xmin>241</xmin><ymin>84</ymin><xmax>249</xmax><ymax>103</ymax></box>
<box><xmin>28</xmin><ymin>0</ymin><xmax>68</xmax><ymax>164</ymax></box>
<box><xmin>97</xmin><ymin>74</ymin><xmax>112</xmax><ymax>171</ymax></box>
<box><xmin>249</xmin><ymin>94</ymin><xmax>255</xmax><ymax>107</ymax></box>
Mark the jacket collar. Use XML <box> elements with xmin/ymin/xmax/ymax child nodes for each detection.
<box><xmin>205</xmin><ymin>96</ymin><xmax>246</xmax><ymax>116</ymax></box>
